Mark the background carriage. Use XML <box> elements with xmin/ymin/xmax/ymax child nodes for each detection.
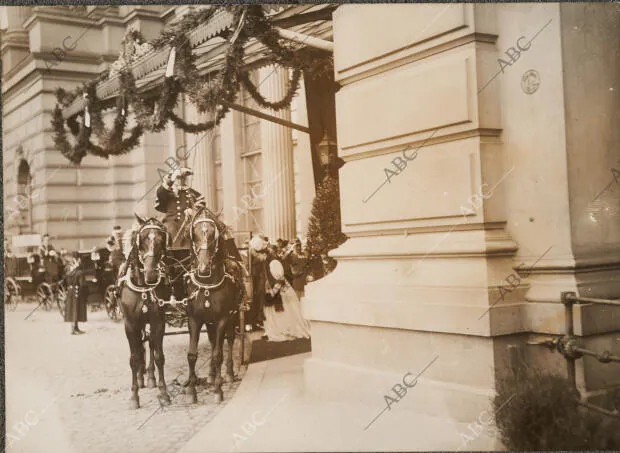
<box><xmin>5</xmin><ymin>234</ymin><xmax>66</xmax><ymax>314</ymax></box>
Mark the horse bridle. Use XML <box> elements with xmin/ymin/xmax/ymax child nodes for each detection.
<box><xmin>190</xmin><ymin>215</ymin><xmax>220</xmax><ymax>277</ymax></box>
<box><xmin>135</xmin><ymin>222</ymin><xmax>169</xmax><ymax>276</ymax></box>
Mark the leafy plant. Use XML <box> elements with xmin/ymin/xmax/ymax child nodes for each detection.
<box><xmin>495</xmin><ymin>368</ymin><xmax>620</xmax><ymax>450</ymax></box>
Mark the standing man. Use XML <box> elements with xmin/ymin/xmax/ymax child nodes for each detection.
<box><xmin>38</xmin><ymin>233</ymin><xmax>55</xmax><ymax>257</ymax></box>
<box><xmin>108</xmin><ymin>225</ymin><xmax>125</xmax><ymax>278</ymax></box>
<box><xmin>38</xmin><ymin>234</ymin><xmax>62</xmax><ymax>283</ymax></box>
<box><xmin>64</xmin><ymin>252</ymin><xmax>87</xmax><ymax>335</ymax></box>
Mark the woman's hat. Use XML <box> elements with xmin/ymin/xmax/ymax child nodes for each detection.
<box><xmin>250</xmin><ymin>235</ymin><xmax>267</xmax><ymax>252</ymax></box>
<box><xmin>269</xmin><ymin>259</ymin><xmax>285</xmax><ymax>280</ymax></box>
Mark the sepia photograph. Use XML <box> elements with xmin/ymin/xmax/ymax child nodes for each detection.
<box><xmin>2</xmin><ymin>2</ymin><xmax>620</xmax><ymax>452</ymax></box>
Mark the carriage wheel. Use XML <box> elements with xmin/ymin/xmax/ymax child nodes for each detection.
<box><xmin>56</xmin><ymin>284</ymin><xmax>67</xmax><ymax>318</ymax></box>
<box><xmin>104</xmin><ymin>285</ymin><xmax>122</xmax><ymax>321</ymax></box>
<box><xmin>5</xmin><ymin>278</ymin><xmax>20</xmax><ymax>311</ymax></box>
<box><xmin>36</xmin><ymin>283</ymin><xmax>54</xmax><ymax>311</ymax></box>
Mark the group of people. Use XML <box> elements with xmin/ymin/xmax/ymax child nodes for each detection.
<box><xmin>4</xmin><ymin>234</ymin><xmax>88</xmax><ymax>335</ymax></box>
<box><xmin>9</xmin><ymin>165</ymin><xmax>337</xmax><ymax>342</ymax></box>
<box><xmin>244</xmin><ymin>235</ymin><xmax>312</xmax><ymax>341</ymax></box>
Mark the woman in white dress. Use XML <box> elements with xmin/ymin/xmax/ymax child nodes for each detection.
<box><xmin>263</xmin><ymin>259</ymin><xmax>311</xmax><ymax>342</ymax></box>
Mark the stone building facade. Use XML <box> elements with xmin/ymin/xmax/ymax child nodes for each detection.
<box><xmin>2</xmin><ymin>4</ymin><xmax>619</xmax><ymax>448</ymax></box>
<box><xmin>2</xmin><ymin>5</ymin><xmax>315</xmax><ymax>251</ymax></box>
<box><xmin>302</xmin><ymin>5</ymin><xmax>620</xmax><ymax>445</ymax></box>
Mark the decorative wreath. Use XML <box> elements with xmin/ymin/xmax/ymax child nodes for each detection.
<box><xmin>51</xmin><ymin>5</ymin><xmax>333</xmax><ymax>163</ymax></box>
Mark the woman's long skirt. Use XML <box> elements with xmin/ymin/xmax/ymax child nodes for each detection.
<box><xmin>263</xmin><ymin>282</ymin><xmax>311</xmax><ymax>342</ymax></box>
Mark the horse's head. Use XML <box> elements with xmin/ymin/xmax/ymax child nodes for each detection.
<box><xmin>190</xmin><ymin>208</ymin><xmax>221</xmax><ymax>276</ymax></box>
<box><xmin>134</xmin><ymin>213</ymin><xmax>169</xmax><ymax>284</ymax></box>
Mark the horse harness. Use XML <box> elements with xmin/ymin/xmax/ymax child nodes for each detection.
<box><xmin>185</xmin><ymin>267</ymin><xmax>235</xmax><ymax>309</ymax></box>
<box><xmin>119</xmin><ymin>217</ymin><xmax>235</xmax><ymax>312</ymax></box>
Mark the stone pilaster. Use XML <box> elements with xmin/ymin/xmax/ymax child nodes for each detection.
<box><xmin>259</xmin><ymin>65</ymin><xmax>296</xmax><ymax>240</ymax></box>
<box><xmin>220</xmin><ymin>109</ymin><xmax>243</xmax><ymax>229</ymax></box>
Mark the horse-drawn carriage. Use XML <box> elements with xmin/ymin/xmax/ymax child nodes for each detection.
<box><xmin>118</xmin><ymin>212</ymin><xmax>252</xmax><ymax>409</ymax></box>
<box><xmin>5</xmin><ymin>234</ymin><xmax>66</xmax><ymax>314</ymax></box>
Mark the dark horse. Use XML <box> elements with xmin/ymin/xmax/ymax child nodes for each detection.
<box><xmin>119</xmin><ymin>214</ymin><xmax>172</xmax><ymax>409</ymax></box>
<box><xmin>185</xmin><ymin>208</ymin><xmax>244</xmax><ymax>403</ymax></box>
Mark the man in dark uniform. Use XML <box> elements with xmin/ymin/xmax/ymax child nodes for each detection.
<box><xmin>156</xmin><ymin>168</ymin><xmax>206</xmax><ymax>248</ymax></box>
<box><xmin>38</xmin><ymin>234</ymin><xmax>62</xmax><ymax>283</ymax></box>
<box><xmin>155</xmin><ymin>167</ymin><xmax>242</xmax><ymax>261</ymax></box>
<box><xmin>65</xmin><ymin>252</ymin><xmax>87</xmax><ymax>335</ymax></box>
<box><xmin>107</xmin><ymin>226</ymin><xmax>125</xmax><ymax>277</ymax></box>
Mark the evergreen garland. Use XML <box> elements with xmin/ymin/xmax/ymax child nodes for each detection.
<box><xmin>51</xmin><ymin>82</ymin><xmax>103</xmax><ymax>164</ymax></box>
<box><xmin>184</xmin><ymin>7</ymin><xmax>247</xmax><ymax>115</ymax></box>
<box><xmin>306</xmin><ymin>168</ymin><xmax>347</xmax><ymax>275</ymax></box>
<box><xmin>94</xmin><ymin>69</ymin><xmax>144</xmax><ymax>155</ymax></box>
<box><xmin>239</xmin><ymin>67</ymin><xmax>301</xmax><ymax>111</ymax></box>
<box><xmin>132</xmin><ymin>74</ymin><xmax>182</xmax><ymax>132</ymax></box>
<box><xmin>51</xmin><ymin>5</ymin><xmax>334</xmax><ymax>163</ymax></box>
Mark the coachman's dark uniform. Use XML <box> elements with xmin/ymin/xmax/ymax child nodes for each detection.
<box><xmin>154</xmin><ymin>180</ymin><xmax>243</xmax><ymax>263</ymax></box>
<box><xmin>38</xmin><ymin>244</ymin><xmax>63</xmax><ymax>283</ymax></box>
<box><xmin>155</xmin><ymin>184</ymin><xmax>205</xmax><ymax>248</ymax></box>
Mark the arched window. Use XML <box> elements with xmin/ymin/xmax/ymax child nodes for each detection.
<box><xmin>16</xmin><ymin>159</ymin><xmax>33</xmax><ymax>233</ymax></box>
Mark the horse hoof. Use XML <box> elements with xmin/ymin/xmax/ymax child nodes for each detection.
<box><xmin>129</xmin><ymin>398</ymin><xmax>140</xmax><ymax>410</ymax></box>
<box><xmin>158</xmin><ymin>393</ymin><xmax>171</xmax><ymax>406</ymax></box>
<box><xmin>224</xmin><ymin>373</ymin><xmax>235</xmax><ymax>383</ymax></box>
<box><xmin>214</xmin><ymin>392</ymin><xmax>223</xmax><ymax>404</ymax></box>
<box><xmin>147</xmin><ymin>378</ymin><xmax>157</xmax><ymax>389</ymax></box>
<box><xmin>206</xmin><ymin>375</ymin><xmax>215</xmax><ymax>385</ymax></box>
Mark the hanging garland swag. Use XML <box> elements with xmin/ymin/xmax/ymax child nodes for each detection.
<box><xmin>51</xmin><ymin>5</ymin><xmax>333</xmax><ymax>163</ymax></box>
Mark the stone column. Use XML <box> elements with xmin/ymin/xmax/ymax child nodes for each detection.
<box><xmin>220</xmin><ymin>109</ymin><xmax>243</xmax><ymax>229</ymax></box>
<box><xmin>291</xmin><ymin>79</ymin><xmax>316</xmax><ymax>236</ymax></box>
<box><xmin>259</xmin><ymin>65</ymin><xmax>296</xmax><ymax>240</ymax></box>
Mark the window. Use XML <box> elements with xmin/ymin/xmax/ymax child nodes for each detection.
<box><xmin>239</xmin><ymin>71</ymin><xmax>264</xmax><ymax>233</ymax></box>
<box><xmin>16</xmin><ymin>159</ymin><xmax>33</xmax><ymax>233</ymax></box>
<box><xmin>212</xmin><ymin>126</ymin><xmax>223</xmax><ymax>213</ymax></box>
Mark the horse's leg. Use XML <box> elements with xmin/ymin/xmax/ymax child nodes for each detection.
<box><xmin>187</xmin><ymin>315</ymin><xmax>202</xmax><ymax>404</ymax></box>
<box><xmin>152</xmin><ymin>317</ymin><xmax>171</xmax><ymax>406</ymax></box>
<box><xmin>213</xmin><ymin>318</ymin><xmax>228</xmax><ymax>403</ymax></box>
<box><xmin>125</xmin><ymin>323</ymin><xmax>142</xmax><ymax>409</ymax></box>
<box><xmin>206</xmin><ymin>322</ymin><xmax>217</xmax><ymax>385</ymax></box>
<box><xmin>146</xmin><ymin>331</ymin><xmax>157</xmax><ymax>389</ymax></box>
<box><xmin>224</xmin><ymin>320</ymin><xmax>236</xmax><ymax>383</ymax></box>
<box><xmin>137</xmin><ymin>337</ymin><xmax>146</xmax><ymax>389</ymax></box>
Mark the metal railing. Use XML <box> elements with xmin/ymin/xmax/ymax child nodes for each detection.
<box><xmin>528</xmin><ymin>291</ymin><xmax>620</xmax><ymax>418</ymax></box>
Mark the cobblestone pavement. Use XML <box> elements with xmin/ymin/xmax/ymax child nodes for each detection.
<box><xmin>6</xmin><ymin>302</ymin><xmax>246</xmax><ymax>453</ymax></box>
